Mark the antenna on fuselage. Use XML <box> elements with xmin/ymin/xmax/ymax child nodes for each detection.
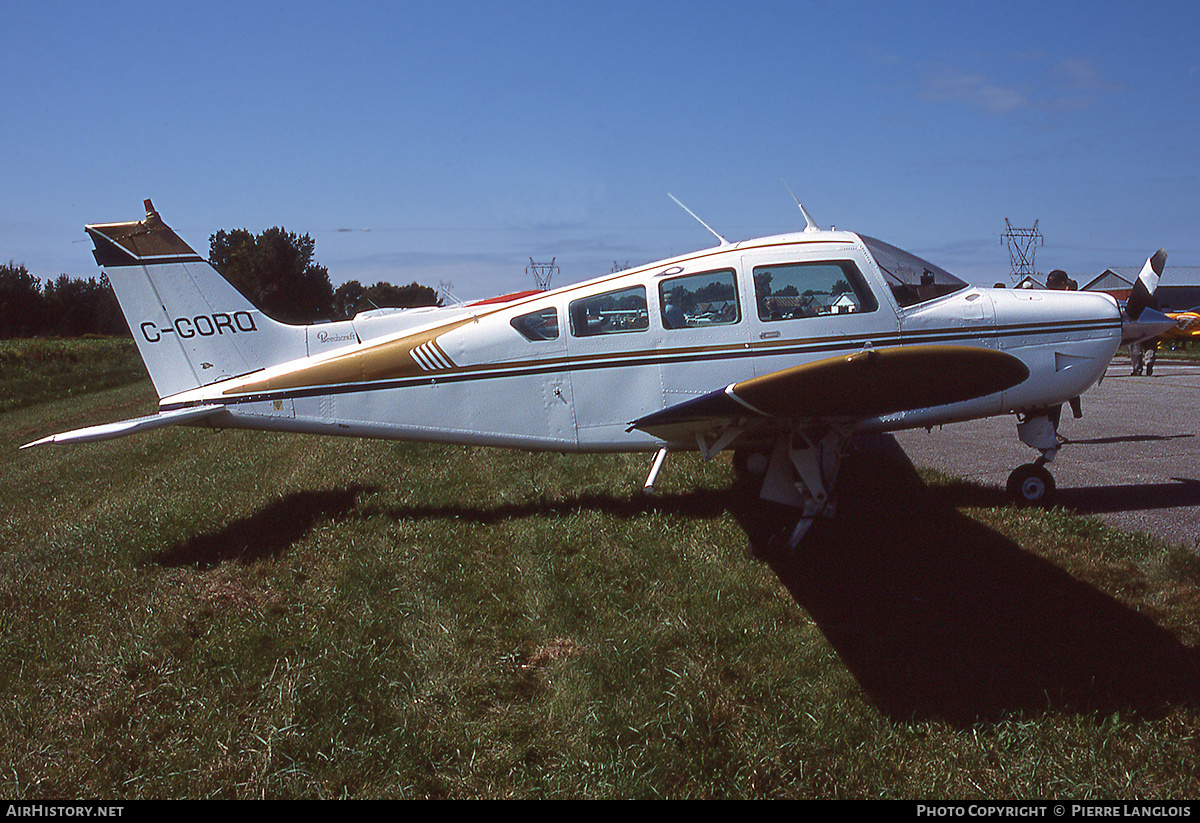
<box><xmin>782</xmin><ymin>178</ymin><xmax>821</xmax><ymax>232</ymax></box>
<box><xmin>668</xmin><ymin>193</ymin><xmax>729</xmax><ymax>246</ymax></box>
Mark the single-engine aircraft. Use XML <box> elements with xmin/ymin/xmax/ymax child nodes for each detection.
<box><xmin>22</xmin><ymin>200</ymin><xmax>1175</xmax><ymax>553</ymax></box>
<box><xmin>1163</xmin><ymin>307</ymin><xmax>1200</xmax><ymax>340</ymax></box>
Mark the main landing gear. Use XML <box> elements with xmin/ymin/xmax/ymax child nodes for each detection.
<box><xmin>733</xmin><ymin>426</ymin><xmax>851</xmax><ymax>559</ymax></box>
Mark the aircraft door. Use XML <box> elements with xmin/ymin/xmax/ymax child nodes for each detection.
<box><xmin>564</xmin><ymin>282</ymin><xmax>660</xmax><ymax>445</ymax></box>
<box><xmin>654</xmin><ymin>266</ymin><xmax>754</xmax><ymax>405</ymax></box>
<box><xmin>742</xmin><ymin>249</ymin><xmax>900</xmax><ymax>377</ymax></box>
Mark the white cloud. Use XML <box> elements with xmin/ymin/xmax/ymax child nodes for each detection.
<box><xmin>921</xmin><ymin>56</ymin><xmax>1119</xmax><ymax>115</ymax></box>
<box><xmin>922</xmin><ymin>68</ymin><xmax>1029</xmax><ymax>113</ymax></box>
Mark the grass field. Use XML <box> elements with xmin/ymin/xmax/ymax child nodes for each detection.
<box><xmin>0</xmin><ymin>338</ymin><xmax>147</xmax><ymax>413</ymax></box>
<box><xmin>3</xmin><ymin>347</ymin><xmax>1199</xmax><ymax>799</ymax></box>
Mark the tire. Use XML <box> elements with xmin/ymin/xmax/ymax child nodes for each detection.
<box><xmin>732</xmin><ymin>449</ymin><xmax>769</xmax><ymax>484</ymax></box>
<box><xmin>1006</xmin><ymin>463</ymin><xmax>1056</xmax><ymax>506</ymax></box>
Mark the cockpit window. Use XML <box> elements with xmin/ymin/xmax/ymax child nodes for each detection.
<box><xmin>752</xmin><ymin>261</ymin><xmax>877</xmax><ymax>322</ymax></box>
<box><xmin>511</xmin><ymin>307</ymin><xmax>559</xmax><ymax>341</ymax></box>
<box><xmin>860</xmin><ymin>235</ymin><xmax>968</xmax><ymax>308</ymax></box>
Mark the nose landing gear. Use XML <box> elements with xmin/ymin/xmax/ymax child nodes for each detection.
<box><xmin>1006</xmin><ymin>459</ymin><xmax>1056</xmax><ymax>506</ymax></box>
<box><xmin>1007</xmin><ymin>408</ymin><xmax>1062</xmax><ymax>506</ymax></box>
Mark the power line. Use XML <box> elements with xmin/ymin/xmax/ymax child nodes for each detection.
<box><xmin>527</xmin><ymin>257</ymin><xmax>558</xmax><ymax>290</ymax></box>
<box><xmin>1000</xmin><ymin>218</ymin><xmax>1043</xmax><ymax>282</ymax></box>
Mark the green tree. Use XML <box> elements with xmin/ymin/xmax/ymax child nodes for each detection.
<box><xmin>0</xmin><ymin>261</ymin><xmax>43</xmax><ymax>338</ymax></box>
<box><xmin>363</xmin><ymin>281</ymin><xmax>441</xmax><ymax>311</ymax></box>
<box><xmin>41</xmin><ymin>275</ymin><xmax>126</xmax><ymax>337</ymax></box>
<box><xmin>208</xmin><ymin>227</ymin><xmax>335</xmax><ymax>324</ymax></box>
<box><xmin>332</xmin><ymin>280</ymin><xmax>441</xmax><ymax>319</ymax></box>
<box><xmin>332</xmin><ymin>280</ymin><xmax>366</xmax><ymax>320</ymax></box>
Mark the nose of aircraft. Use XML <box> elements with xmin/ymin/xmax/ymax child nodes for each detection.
<box><xmin>990</xmin><ymin>287</ymin><xmax>1124</xmax><ymax>408</ymax></box>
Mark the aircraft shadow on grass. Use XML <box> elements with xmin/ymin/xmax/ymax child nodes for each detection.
<box><xmin>152</xmin><ymin>485</ymin><xmax>374</xmax><ymax>568</ymax></box>
<box><xmin>149</xmin><ymin>481</ymin><xmax>731</xmax><ymax>569</ymax></box>
<box><xmin>732</xmin><ymin>434</ymin><xmax>1200</xmax><ymax>726</ymax></box>
<box><xmin>152</xmin><ymin>438</ymin><xmax>1200</xmax><ymax>726</ymax></box>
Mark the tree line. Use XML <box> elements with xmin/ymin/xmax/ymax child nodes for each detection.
<box><xmin>1</xmin><ymin>227</ymin><xmax>440</xmax><ymax>339</ymax></box>
<box><xmin>0</xmin><ymin>263</ymin><xmax>126</xmax><ymax>338</ymax></box>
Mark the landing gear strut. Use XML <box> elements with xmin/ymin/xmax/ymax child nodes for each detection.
<box><xmin>741</xmin><ymin>427</ymin><xmax>850</xmax><ymax>559</ymax></box>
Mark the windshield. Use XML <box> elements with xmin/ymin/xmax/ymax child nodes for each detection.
<box><xmin>860</xmin><ymin>235</ymin><xmax>968</xmax><ymax>308</ymax></box>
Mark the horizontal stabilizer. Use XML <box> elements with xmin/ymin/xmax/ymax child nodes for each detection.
<box><xmin>21</xmin><ymin>404</ymin><xmax>225</xmax><ymax>449</ymax></box>
<box><xmin>630</xmin><ymin>346</ymin><xmax>1030</xmax><ymax>440</ymax></box>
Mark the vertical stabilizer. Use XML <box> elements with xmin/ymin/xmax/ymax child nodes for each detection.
<box><xmin>87</xmin><ymin>201</ymin><xmax>307</xmax><ymax>399</ymax></box>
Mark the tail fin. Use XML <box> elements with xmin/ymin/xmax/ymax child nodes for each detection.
<box><xmin>88</xmin><ymin>200</ymin><xmax>306</xmax><ymax>399</ymax></box>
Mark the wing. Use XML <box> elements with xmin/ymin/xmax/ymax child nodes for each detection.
<box><xmin>629</xmin><ymin>345</ymin><xmax>1030</xmax><ymax>444</ymax></box>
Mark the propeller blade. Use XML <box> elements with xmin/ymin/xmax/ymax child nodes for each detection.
<box><xmin>1125</xmin><ymin>249</ymin><xmax>1167</xmax><ymax>321</ymax></box>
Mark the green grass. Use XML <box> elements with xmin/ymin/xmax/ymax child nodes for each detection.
<box><xmin>2</xmin><ymin>361</ymin><xmax>1199</xmax><ymax>798</ymax></box>
<box><xmin>0</xmin><ymin>338</ymin><xmax>146</xmax><ymax>413</ymax></box>
<box><xmin>1118</xmin><ymin>340</ymin><xmax>1200</xmax><ymax>361</ymax></box>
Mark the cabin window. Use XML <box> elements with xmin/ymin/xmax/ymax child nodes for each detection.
<box><xmin>659</xmin><ymin>269</ymin><xmax>740</xmax><ymax>329</ymax></box>
<box><xmin>569</xmin><ymin>286</ymin><xmax>649</xmax><ymax>337</ymax></box>
<box><xmin>511</xmin><ymin>307</ymin><xmax>559</xmax><ymax>341</ymax></box>
<box><xmin>752</xmin><ymin>261</ymin><xmax>878</xmax><ymax>322</ymax></box>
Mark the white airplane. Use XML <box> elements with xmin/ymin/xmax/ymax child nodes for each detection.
<box><xmin>23</xmin><ymin>199</ymin><xmax>1174</xmax><ymax>553</ymax></box>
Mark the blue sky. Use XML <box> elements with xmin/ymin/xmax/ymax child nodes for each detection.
<box><xmin>3</xmin><ymin>0</ymin><xmax>1199</xmax><ymax>300</ymax></box>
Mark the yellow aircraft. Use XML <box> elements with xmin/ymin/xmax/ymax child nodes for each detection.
<box><xmin>1162</xmin><ymin>308</ymin><xmax>1200</xmax><ymax>340</ymax></box>
<box><xmin>22</xmin><ymin>200</ymin><xmax>1174</xmax><ymax>553</ymax></box>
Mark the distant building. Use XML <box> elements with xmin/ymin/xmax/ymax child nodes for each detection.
<box><xmin>1081</xmin><ymin>265</ymin><xmax>1200</xmax><ymax>311</ymax></box>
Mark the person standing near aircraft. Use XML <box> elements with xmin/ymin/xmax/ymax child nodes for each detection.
<box><xmin>1045</xmin><ymin>271</ymin><xmax>1082</xmax><ymax>434</ymax></box>
<box><xmin>1132</xmin><ymin>335</ymin><xmax>1159</xmax><ymax>376</ymax></box>
<box><xmin>1046</xmin><ymin>269</ymin><xmax>1078</xmax><ymax>291</ymax></box>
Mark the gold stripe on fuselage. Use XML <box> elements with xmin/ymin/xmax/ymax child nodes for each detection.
<box><xmin>224</xmin><ymin>319</ymin><xmax>470</xmax><ymax>396</ymax></box>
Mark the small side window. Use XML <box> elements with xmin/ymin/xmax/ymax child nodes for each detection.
<box><xmin>511</xmin><ymin>307</ymin><xmax>559</xmax><ymax>341</ymax></box>
<box><xmin>753</xmin><ymin>261</ymin><xmax>878</xmax><ymax>322</ymax></box>
<box><xmin>659</xmin><ymin>269</ymin><xmax>740</xmax><ymax>329</ymax></box>
<box><xmin>569</xmin><ymin>286</ymin><xmax>649</xmax><ymax>337</ymax></box>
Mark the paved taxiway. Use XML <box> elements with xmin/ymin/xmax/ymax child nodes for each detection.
<box><xmin>891</xmin><ymin>358</ymin><xmax>1200</xmax><ymax>550</ymax></box>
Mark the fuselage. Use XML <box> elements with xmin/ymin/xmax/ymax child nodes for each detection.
<box><xmin>164</xmin><ymin>229</ymin><xmax>1124</xmax><ymax>452</ymax></box>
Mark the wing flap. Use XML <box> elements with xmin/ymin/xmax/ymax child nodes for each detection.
<box><xmin>630</xmin><ymin>345</ymin><xmax>1029</xmax><ymax>440</ymax></box>
<box><xmin>21</xmin><ymin>404</ymin><xmax>226</xmax><ymax>449</ymax></box>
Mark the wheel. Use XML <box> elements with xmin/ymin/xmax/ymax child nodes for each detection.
<box><xmin>1006</xmin><ymin>463</ymin><xmax>1056</xmax><ymax>506</ymax></box>
<box><xmin>732</xmin><ymin>449</ymin><xmax>769</xmax><ymax>485</ymax></box>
